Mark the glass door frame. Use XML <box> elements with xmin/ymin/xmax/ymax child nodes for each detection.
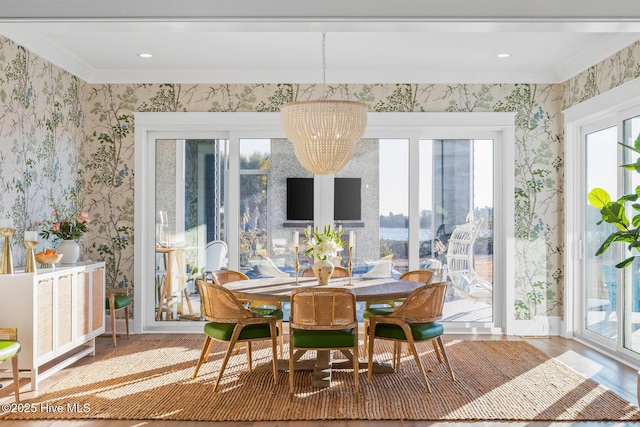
<box><xmin>580</xmin><ymin>118</ymin><xmax>620</xmax><ymax>350</ymax></box>
<box><xmin>134</xmin><ymin>112</ymin><xmax>515</xmax><ymax>334</ymax></box>
<box><xmin>564</xmin><ymin>77</ymin><xmax>640</xmax><ymax>367</ymax></box>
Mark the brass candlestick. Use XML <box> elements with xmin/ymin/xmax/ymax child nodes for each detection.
<box><xmin>0</xmin><ymin>228</ymin><xmax>16</xmax><ymax>275</ymax></box>
<box><xmin>293</xmin><ymin>246</ymin><xmax>299</xmax><ymax>286</ymax></box>
<box><xmin>347</xmin><ymin>246</ymin><xmax>353</xmax><ymax>286</ymax></box>
<box><xmin>24</xmin><ymin>240</ymin><xmax>38</xmax><ymax>273</ymax></box>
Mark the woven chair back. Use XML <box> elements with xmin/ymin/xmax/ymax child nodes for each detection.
<box><xmin>331</xmin><ymin>266</ymin><xmax>349</xmax><ymax>277</ymax></box>
<box><xmin>399</xmin><ymin>269</ymin><xmax>434</xmax><ymax>285</ymax></box>
<box><xmin>290</xmin><ymin>287</ymin><xmax>357</xmax><ymax>331</ymax></box>
<box><xmin>197</xmin><ymin>280</ymin><xmax>252</xmax><ymax>323</ymax></box>
<box><xmin>300</xmin><ymin>266</ymin><xmax>349</xmax><ymax>278</ymax></box>
<box><xmin>301</xmin><ymin>268</ymin><xmax>315</xmax><ymax>277</ymax></box>
<box><xmin>389</xmin><ymin>282</ymin><xmax>447</xmax><ymax>323</ymax></box>
<box><xmin>446</xmin><ymin>218</ymin><xmax>483</xmax><ymax>280</ymax></box>
<box><xmin>212</xmin><ymin>269</ymin><xmax>249</xmax><ymax>286</ymax></box>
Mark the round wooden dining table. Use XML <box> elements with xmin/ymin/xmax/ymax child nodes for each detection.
<box><xmin>223</xmin><ymin>275</ymin><xmax>426</xmax><ymax>303</ymax></box>
<box><xmin>223</xmin><ymin>274</ymin><xmax>432</xmax><ymax>387</ymax></box>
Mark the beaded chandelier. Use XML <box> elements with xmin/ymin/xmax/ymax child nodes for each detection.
<box><xmin>280</xmin><ymin>34</ymin><xmax>367</xmax><ymax>175</ymax></box>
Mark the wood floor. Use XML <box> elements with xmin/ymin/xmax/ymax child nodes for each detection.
<box><xmin>0</xmin><ymin>332</ymin><xmax>637</xmax><ymax>427</ymax></box>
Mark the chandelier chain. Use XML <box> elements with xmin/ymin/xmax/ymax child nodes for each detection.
<box><xmin>321</xmin><ymin>32</ymin><xmax>326</xmax><ymax>99</ymax></box>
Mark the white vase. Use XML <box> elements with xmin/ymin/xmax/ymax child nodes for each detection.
<box><xmin>57</xmin><ymin>240</ymin><xmax>80</xmax><ymax>264</ymax></box>
<box><xmin>312</xmin><ymin>259</ymin><xmax>334</xmax><ymax>286</ymax></box>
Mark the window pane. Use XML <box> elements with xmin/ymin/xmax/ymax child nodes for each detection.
<box><xmin>584</xmin><ymin>126</ymin><xmax>618</xmax><ymax>340</ymax></box>
<box><xmin>420</xmin><ymin>139</ymin><xmax>494</xmax><ymax>323</ymax></box>
<box><xmin>155</xmin><ymin>138</ymin><xmax>227</xmax><ymax>322</ymax></box>
<box><xmin>379</xmin><ymin>139</ymin><xmax>409</xmax><ymax>272</ymax></box>
<box><xmin>623</xmin><ymin>117</ymin><xmax>640</xmax><ymax>352</ymax></box>
<box><xmin>336</xmin><ymin>139</ymin><xmax>409</xmax><ymax>275</ymax></box>
<box><xmin>239</xmin><ymin>139</ymin><xmax>270</xmax><ymax>274</ymax></box>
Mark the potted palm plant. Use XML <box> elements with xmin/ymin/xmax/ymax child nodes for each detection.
<box><xmin>588</xmin><ymin>133</ymin><xmax>640</xmax><ymax>268</ymax></box>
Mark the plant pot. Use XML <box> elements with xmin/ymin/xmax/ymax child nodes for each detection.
<box><xmin>57</xmin><ymin>240</ymin><xmax>80</xmax><ymax>264</ymax></box>
<box><xmin>312</xmin><ymin>259</ymin><xmax>334</xmax><ymax>286</ymax></box>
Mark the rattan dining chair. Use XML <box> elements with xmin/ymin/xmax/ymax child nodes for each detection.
<box><xmin>289</xmin><ymin>287</ymin><xmax>359</xmax><ymax>402</ymax></box>
<box><xmin>212</xmin><ymin>269</ymin><xmax>285</xmax><ymax>358</ymax></box>
<box><xmin>366</xmin><ymin>282</ymin><xmax>454</xmax><ymax>392</ymax></box>
<box><xmin>192</xmin><ymin>280</ymin><xmax>279</xmax><ymax>391</ymax></box>
<box><xmin>300</xmin><ymin>266</ymin><xmax>349</xmax><ymax>278</ymax></box>
<box><xmin>362</xmin><ymin>269</ymin><xmax>434</xmax><ymax>357</ymax></box>
<box><xmin>106</xmin><ymin>290</ymin><xmax>131</xmax><ymax>347</ymax></box>
<box><xmin>211</xmin><ymin>269</ymin><xmax>250</xmax><ymax>286</ymax></box>
<box><xmin>0</xmin><ymin>328</ymin><xmax>21</xmax><ymax>402</ymax></box>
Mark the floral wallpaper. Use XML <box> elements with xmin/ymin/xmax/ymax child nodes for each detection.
<box><xmin>0</xmin><ymin>37</ymin><xmax>85</xmax><ymax>264</ymax></box>
<box><xmin>1</xmin><ymin>34</ymin><xmax>638</xmax><ymax>322</ymax></box>
<box><xmin>564</xmin><ymin>40</ymin><xmax>640</xmax><ymax>109</ymax></box>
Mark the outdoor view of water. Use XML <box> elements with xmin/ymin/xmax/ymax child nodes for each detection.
<box><xmin>380</xmin><ymin>227</ymin><xmax>433</xmax><ymax>241</ymax></box>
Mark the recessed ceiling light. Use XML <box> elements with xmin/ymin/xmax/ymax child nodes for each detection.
<box><xmin>138</xmin><ymin>53</ymin><xmax>153</xmax><ymax>58</ymax></box>
<box><xmin>496</xmin><ymin>53</ymin><xmax>510</xmax><ymax>58</ymax></box>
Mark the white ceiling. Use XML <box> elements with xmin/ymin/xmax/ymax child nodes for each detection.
<box><xmin>1</xmin><ymin>0</ymin><xmax>640</xmax><ymax>84</ymax></box>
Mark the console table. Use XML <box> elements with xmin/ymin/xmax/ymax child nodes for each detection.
<box><xmin>0</xmin><ymin>262</ymin><xmax>105</xmax><ymax>390</ymax></box>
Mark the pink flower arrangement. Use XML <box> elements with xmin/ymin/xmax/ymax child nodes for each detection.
<box><xmin>39</xmin><ymin>210</ymin><xmax>90</xmax><ymax>242</ymax></box>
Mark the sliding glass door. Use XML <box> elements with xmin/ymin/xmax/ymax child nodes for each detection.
<box><xmin>420</xmin><ymin>139</ymin><xmax>494</xmax><ymax>323</ymax></box>
<box><xmin>337</xmin><ymin>137</ymin><xmax>495</xmax><ymax>324</ymax></box>
<box><xmin>155</xmin><ymin>138</ymin><xmax>227</xmax><ymax>322</ymax></box>
<box><xmin>135</xmin><ymin>112</ymin><xmax>512</xmax><ymax>333</ymax></box>
<box><xmin>579</xmin><ymin>112</ymin><xmax>640</xmax><ymax>358</ymax></box>
<box><xmin>622</xmin><ymin>116</ymin><xmax>640</xmax><ymax>353</ymax></box>
<box><xmin>583</xmin><ymin>126</ymin><xmax>618</xmax><ymax>341</ymax></box>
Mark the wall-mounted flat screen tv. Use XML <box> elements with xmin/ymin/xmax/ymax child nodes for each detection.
<box><xmin>286</xmin><ymin>178</ymin><xmax>314</xmax><ymax>221</ymax></box>
<box><xmin>334</xmin><ymin>178</ymin><xmax>361</xmax><ymax>221</ymax></box>
<box><xmin>286</xmin><ymin>177</ymin><xmax>361</xmax><ymax>221</ymax></box>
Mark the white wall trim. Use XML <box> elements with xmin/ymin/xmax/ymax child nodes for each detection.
<box><xmin>509</xmin><ymin>317</ymin><xmax>563</xmax><ymax>337</ymax></box>
<box><xmin>563</xmin><ymin>77</ymin><xmax>640</xmax><ymax>125</ymax></box>
<box><xmin>104</xmin><ymin>317</ymin><xmax>135</xmax><ymax>336</ymax></box>
<box><xmin>501</xmin><ymin>122</ymin><xmax>516</xmax><ymax>335</ymax></box>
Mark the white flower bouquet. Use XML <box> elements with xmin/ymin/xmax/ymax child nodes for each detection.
<box><xmin>304</xmin><ymin>226</ymin><xmax>346</xmax><ymax>260</ymax></box>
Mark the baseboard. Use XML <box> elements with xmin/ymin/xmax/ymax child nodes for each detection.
<box><xmin>507</xmin><ymin>316</ymin><xmax>562</xmax><ymax>336</ymax></box>
<box><xmin>104</xmin><ymin>316</ymin><xmax>134</xmax><ymax>335</ymax></box>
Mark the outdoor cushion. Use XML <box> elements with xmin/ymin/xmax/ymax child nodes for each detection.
<box><xmin>106</xmin><ymin>294</ymin><xmax>132</xmax><ymax>309</ymax></box>
<box><xmin>0</xmin><ymin>340</ymin><xmax>20</xmax><ymax>362</ymax></box>
<box><xmin>291</xmin><ymin>328</ymin><xmax>356</xmax><ymax>348</ymax></box>
<box><xmin>362</xmin><ymin>260</ymin><xmax>394</xmax><ymax>278</ymax></box>
<box><xmin>204</xmin><ymin>321</ymin><xmax>275</xmax><ymax>342</ymax></box>
<box><xmin>373</xmin><ymin>321</ymin><xmax>444</xmax><ymax>341</ymax></box>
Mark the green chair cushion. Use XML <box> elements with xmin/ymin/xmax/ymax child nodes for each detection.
<box><xmin>292</xmin><ymin>328</ymin><xmax>356</xmax><ymax>349</ymax></box>
<box><xmin>363</xmin><ymin>307</ymin><xmax>395</xmax><ymax>319</ymax></box>
<box><xmin>106</xmin><ymin>294</ymin><xmax>132</xmax><ymax>310</ymax></box>
<box><xmin>0</xmin><ymin>340</ymin><xmax>20</xmax><ymax>362</ymax></box>
<box><xmin>373</xmin><ymin>321</ymin><xmax>444</xmax><ymax>341</ymax></box>
<box><xmin>204</xmin><ymin>321</ymin><xmax>276</xmax><ymax>341</ymax></box>
<box><xmin>250</xmin><ymin>308</ymin><xmax>284</xmax><ymax>320</ymax></box>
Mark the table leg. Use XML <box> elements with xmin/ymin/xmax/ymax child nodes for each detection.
<box><xmin>253</xmin><ymin>349</ymin><xmax>395</xmax><ymax>387</ymax></box>
<box><xmin>331</xmin><ymin>349</ymin><xmax>395</xmax><ymax>373</ymax></box>
<box><xmin>183</xmin><ymin>287</ymin><xmax>193</xmax><ymax>315</ymax></box>
<box><xmin>156</xmin><ymin>276</ymin><xmax>170</xmax><ymax>320</ymax></box>
<box><xmin>312</xmin><ymin>350</ymin><xmax>332</xmax><ymax>387</ymax></box>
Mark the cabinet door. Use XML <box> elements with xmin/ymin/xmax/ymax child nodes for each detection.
<box><xmin>92</xmin><ymin>267</ymin><xmax>105</xmax><ymax>334</ymax></box>
<box><xmin>37</xmin><ymin>277</ymin><xmax>54</xmax><ymax>357</ymax></box>
<box><xmin>57</xmin><ymin>274</ymin><xmax>74</xmax><ymax>349</ymax></box>
<box><xmin>75</xmin><ymin>271</ymin><xmax>90</xmax><ymax>340</ymax></box>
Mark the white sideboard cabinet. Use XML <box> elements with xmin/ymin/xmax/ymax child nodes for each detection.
<box><xmin>0</xmin><ymin>262</ymin><xmax>105</xmax><ymax>390</ymax></box>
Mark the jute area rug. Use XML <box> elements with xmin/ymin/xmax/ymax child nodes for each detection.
<box><xmin>3</xmin><ymin>338</ymin><xmax>639</xmax><ymax>422</ymax></box>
